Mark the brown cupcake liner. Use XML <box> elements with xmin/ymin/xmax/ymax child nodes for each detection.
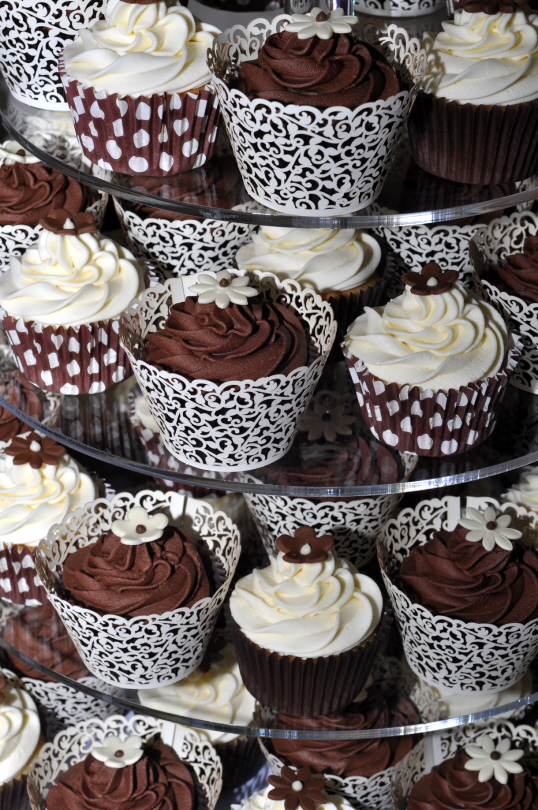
<box><xmin>60</xmin><ymin>59</ymin><xmax>221</xmax><ymax>176</ymax></box>
<box><xmin>225</xmin><ymin>604</ymin><xmax>393</xmax><ymax>717</ymax></box>
<box><xmin>0</xmin><ymin>778</ymin><xmax>30</xmax><ymax>810</ymax></box>
<box><xmin>215</xmin><ymin>735</ymin><xmax>266</xmax><ymax>791</ymax></box>
<box><xmin>408</xmin><ymin>91</ymin><xmax>538</xmax><ymax>185</ymax></box>
<box><xmin>344</xmin><ymin>337</ymin><xmax>521</xmax><ymax>456</ymax></box>
<box><xmin>0</xmin><ymin>545</ymin><xmax>46</xmax><ymax>607</ymax></box>
<box><xmin>1</xmin><ymin>314</ymin><xmax>132</xmax><ymax>395</ymax></box>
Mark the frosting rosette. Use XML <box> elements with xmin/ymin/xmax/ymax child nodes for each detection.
<box><xmin>236</xmin><ymin>227</ymin><xmax>382</xmax><ymax>294</ymax></box>
<box><xmin>425</xmin><ymin>9</ymin><xmax>538</xmax><ymax>106</ymax></box>
<box><xmin>0</xmin><ymin>675</ymin><xmax>41</xmax><ymax>784</ymax></box>
<box><xmin>236</xmin><ymin>784</ymin><xmax>355</xmax><ymax>810</ymax></box>
<box><xmin>64</xmin><ymin>0</ymin><xmax>220</xmax><ymax>97</ymax></box>
<box><xmin>0</xmin><ymin>161</ymin><xmax>86</xmax><ymax>227</ymax></box>
<box><xmin>493</xmin><ymin>236</ymin><xmax>538</xmax><ymax>302</ymax></box>
<box><xmin>504</xmin><ymin>466</ymin><xmax>538</xmax><ymax>510</ymax></box>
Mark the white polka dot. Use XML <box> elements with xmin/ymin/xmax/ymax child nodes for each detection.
<box><xmin>106</xmin><ymin>140</ymin><xmax>122</xmax><ymax>159</ymax></box>
<box><xmin>170</xmin><ymin>93</ymin><xmax>182</xmax><ymax>110</ymax></box>
<box><xmin>136</xmin><ymin>101</ymin><xmax>151</xmax><ymax>120</ymax></box>
<box><xmin>8</xmin><ymin>330</ymin><xmax>20</xmax><ymax>345</ymax></box>
<box><xmin>23</xmin><ymin>349</ymin><xmax>36</xmax><ymax>366</ymax></box>
<box><xmin>98</xmin><ymin>328</ymin><xmax>109</xmax><ymax>345</ymax></box>
<box><xmin>417</xmin><ymin>434</ymin><xmax>434</xmax><ymax>450</ymax></box>
<box><xmin>50</xmin><ymin>333</ymin><xmax>64</xmax><ymax>350</ymax></box>
<box><xmin>74</xmin><ymin>96</ymin><xmax>85</xmax><ymax>115</ymax></box>
<box><xmin>81</xmin><ymin>134</ymin><xmax>94</xmax><ymax>152</ymax></box>
<box><xmin>400</xmin><ymin>417</ymin><xmax>412</xmax><ymax>433</ymax></box>
<box><xmin>437</xmin><ymin>392</ymin><xmax>447</xmax><ymax>409</ymax></box>
<box><xmin>447</xmin><ymin>415</ymin><xmax>462</xmax><ymax>431</ymax></box>
<box><xmin>133</xmin><ymin>129</ymin><xmax>150</xmax><ymax>148</ymax></box>
<box><xmin>399</xmin><ymin>386</ymin><xmax>409</xmax><ymax>401</ymax></box>
<box><xmin>97</xmin><ymin>159</ymin><xmax>113</xmax><ymax>170</ymax></box>
<box><xmin>68</xmin><ymin>337</ymin><xmax>80</xmax><ymax>352</ymax></box>
<box><xmin>48</xmin><ymin>352</ymin><xmax>59</xmax><ymax>369</ymax></box>
<box><xmin>94</xmin><ymin>89</ymin><xmax>107</xmax><ymax>99</ymax></box>
<box><xmin>90</xmin><ymin>101</ymin><xmax>105</xmax><ymax>118</ymax></box>
<box><xmin>373</xmin><ymin>380</ymin><xmax>385</xmax><ymax>395</ymax></box>
<box><xmin>382</xmin><ymin>430</ymin><xmax>399</xmax><ymax>447</ymax></box>
<box><xmin>89</xmin><ymin>121</ymin><xmax>98</xmax><ymax>137</ymax></box>
<box><xmin>387</xmin><ymin>400</ymin><xmax>399</xmax><ymax>415</ymax></box>
<box><xmin>157</xmin><ymin>104</ymin><xmax>163</xmax><ymax>118</ymax></box>
<box><xmin>88</xmin><ymin>381</ymin><xmax>106</xmax><ymax>394</ymax></box>
<box><xmin>103</xmin><ymin>348</ymin><xmax>117</xmax><ymax>366</ymax></box>
<box><xmin>67</xmin><ymin>359</ymin><xmax>81</xmax><ymax>376</ymax></box>
<box><xmin>112</xmin><ymin>367</ymin><xmax>126</xmax><ymax>382</ymax></box>
<box><xmin>182</xmin><ymin>139</ymin><xmax>198</xmax><ymax>157</ymax></box>
<box><xmin>410</xmin><ymin>401</ymin><xmax>423</xmax><ymax>416</ymax></box>
<box><xmin>117</xmin><ymin>99</ymin><xmax>128</xmax><ymax>116</ymax></box>
<box><xmin>33</xmin><ymin>340</ymin><xmax>41</xmax><ymax>354</ymax></box>
<box><xmin>441</xmin><ymin>439</ymin><xmax>459</xmax><ymax>455</ymax></box>
<box><xmin>60</xmin><ymin>383</ymin><xmax>80</xmax><ymax>395</ymax></box>
<box><xmin>174</xmin><ymin>118</ymin><xmax>189</xmax><ymax>137</ymax></box>
<box><xmin>430</xmin><ymin>412</ymin><xmax>444</xmax><ymax>428</ymax></box>
<box><xmin>113</xmin><ymin>119</ymin><xmax>124</xmax><ymax>136</ymax></box>
<box><xmin>193</xmin><ymin>153</ymin><xmax>206</xmax><ymax>168</ymax></box>
<box><xmin>41</xmin><ymin>370</ymin><xmax>53</xmax><ymax>386</ymax></box>
<box><xmin>17</xmin><ymin>578</ymin><xmax>29</xmax><ymax>593</ymax></box>
<box><xmin>128</xmin><ymin>156</ymin><xmax>148</xmax><ymax>172</ymax></box>
<box><xmin>466</xmin><ymin>429</ymin><xmax>478</xmax><ymax>445</ymax></box>
<box><xmin>158</xmin><ymin>125</ymin><xmax>168</xmax><ymax>143</ymax></box>
<box><xmin>209</xmin><ymin>125</ymin><xmax>219</xmax><ymax>143</ymax></box>
<box><xmin>196</xmin><ymin>99</ymin><xmax>207</xmax><ymax>117</ymax></box>
<box><xmin>88</xmin><ymin>357</ymin><xmax>100</xmax><ymax>374</ymax></box>
<box><xmin>159</xmin><ymin>152</ymin><xmax>174</xmax><ymax>171</ymax></box>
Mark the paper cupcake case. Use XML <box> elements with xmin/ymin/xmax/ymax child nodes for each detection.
<box><xmin>344</xmin><ymin>334</ymin><xmax>521</xmax><ymax>456</ymax></box>
<box><xmin>113</xmin><ymin>197</ymin><xmax>254</xmax><ymax>281</ymax></box>
<box><xmin>390</xmin><ymin>719</ymin><xmax>538</xmax><ymax>810</ymax></box>
<box><xmin>35</xmin><ymin>490</ymin><xmax>240</xmax><ymax>689</ymax></box>
<box><xmin>0</xmin><ymin>777</ymin><xmax>30</xmax><ymax>810</ymax></box>
<box><xmin>120</xmin><ymin>272</ymin><xmax>337</xmax><ymax>472</ymax></box>
<box><xmin>471</xmin><ymin>209</ymin><xmax>538</xmax><ymax>395</ymax></box>
<box><xmin>207</xmin><ymin>18</ymin><xmax>427</xmax><ymax>215</ymax></box>
<box><xmin>378</xmin><ymin>494</ymin><xmax>538</xmax><ymax>692</ymax></box>
<box><xmin>0</xmin><ymin>544</ymin><xmax>47</xmax><ymax>607</ymax></box>
<box><xmin>27</xmin><ymin>714</ymin><xmax>223</xmax><ymax>810</ymax></box>
<box><xmin>60</xmin><ymin>60</ymin><xmax>221</xmax><ymax>176</ymax></box>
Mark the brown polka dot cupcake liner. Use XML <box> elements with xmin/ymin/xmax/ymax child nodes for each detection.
<box><xmin>343</xmin><ymin>336</ymin><xmax>521</xmax><ymax>457</ymax></box>
<box><xmin>1</xmin><ymin>315</ymin><xmax>132</xmax><ymax>395</ymax></box>
<box><xmin>0</xmin><ymin>544</ymin><xmax>46</xmax><ymax>607</ymax></box>
<box><xmin>60</xmin><ymin>59</ymin><xmax>222</xmax><ymax>176</ymax></box>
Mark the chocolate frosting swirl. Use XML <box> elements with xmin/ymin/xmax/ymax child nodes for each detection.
<box><xmin>4</xmin><ymin>603</ymin><xmax>88</xmax><ymax>682</ymax></box>
<box><xmin>0</xmin><ymin>163</ymin><xmax>87</xmax><ymax>226</ymax></box>
<box><xmin>144</xmin><ymin>298</ymin><xmax>309</xmax><ymax>383</ymax></box>
<box><xmin>46</xmin><ymin>741</ymin><xmax>195</xmax><ymax>810</ymax></box>
<box><xmin>63</xmin><ymin>526</ymin><xmax>212</xmax><ymax>618</ymax></box>
<box><xmin>273</xmin><ymin>697</ymin><xmax>420</xmax><ymax>777</ymax></box>
<box><xmin>0</xmin><ymin>370</ymin><xmax>42</xmax><ymax>442</ymax></box>
<box><xmin>494</xmin><ymin>237</ymin><xmax>538</xmax><ymax>304</ymax></box>
<box><xmin>408</xmin><ymin>749</ymin><xmax>538</xmax><ymax>810</ymax></box>
<box><xmin>238</xmin><ymin>32</ymin><xmax>400</xmax><ymax>110</ymax></box>
<box><xmin>400</xmin><ymin>525</ymin><xmax>538</xmax><ymax>625</ymax></box>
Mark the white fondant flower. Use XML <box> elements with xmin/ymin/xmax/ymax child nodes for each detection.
<box><xmin>111</xmin><ymin>506</ymin><xmax>168</xmax><ymax>545</ymax></box>
<box><xmin>459</xmin><ymin>506</ymin><xmax>522</xmax><ymax>552</ymax></box>
<box><xmin>191</xmin><ymin>270</ymin><xmax>258</xmax><ymax>309</ymax></box>
<box><xmin>299</xmin><ymin>396</ymin><xmax>355</xmax><ymax>442</ymax></box>
<box><xmin>92</xmin><ymin>735</ymin><xmax>145</xmax><ymax>769</ymax></box>
<box><xmin>286</xmin><ymin>8</ymin><xmax>358</xmax><ymax>40</ymax></box>
<box><xmin>464</xmin><ymin>734</ymin><xmax>524</xmax><ymax>784</ymax></box>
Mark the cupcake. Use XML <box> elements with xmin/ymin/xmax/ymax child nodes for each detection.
<box><xmin>113</xmin><ymin>155</ymin><xmax>251</xmax><ymax>280</ymax></box>
<box><xmin>0</xmin><ymin>207</ymin><xmax>144</xmax><ymax>395</ymax></box>
<box><xmin>138</xmin><ymin>642</ymin><xmax>264</xmax><ymax>789</ymax></box>
<box><xmin>408</xmin><ymin>2</ymin><xmax>538</xmax><ymax>184</ymax></box>
<box><xmin>503</xmin><ymin>465</ymin><xmax>538</xmax><ymax>511</ymax></box>
<box><xmin>37</xmin><ymin>492</ymin><xmax>241</xmax><ymax>688</ymax></box>
<box><xmin>208</xmin><ymin>10</ymin><xmax>426</xmax><ymax>214</ymax></box>
<box><xmin>235</xmin><ymin>767</ymin><xmax>356</xmax><ymax>810</ymax></box>
<box><xmin>61</xmin><ymin>1</ymin><xmax>222</xmax><ymax>175</ymax></box>
<box><xmin>0</xmin><ymin>430</ymin><xmax>96</xmax><ymax>605</ymax></box>
<box><xmin>226</xmin><ymin>527</ymin><xmax>389</xmax><ymax>716</ymax></box>
<box><xmin>0</xmin><ymin>669</ymin><xmax>42</xmax><ymax>785</ymax></box>
<box><xmin>343</xmin><ymin>262</ymin><xmax>520</xmax><ymax>456</ymax></box>
<box><xmin>379</xmin><ymin>495</ymin><xmax>538</xmax><ymax>691</ymax></box>
<box><xmin>120</xmin><ymin>270</ymin><xmax>336</xmax><ymax>471</ymax></box>
<box><xmin>244</xmin><ymin>389</ymin><xmax>408</xmax><ymax>569</ymax></box>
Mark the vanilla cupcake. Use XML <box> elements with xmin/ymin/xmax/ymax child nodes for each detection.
<box><xmin>0</xmin><ymin>208</ymin><xmax>144</xmax><ymax>394</ymax></box>
<box><xmin>503</xmin><ymin>466</ymin><xmax>538</xmax><ymax>511</ymax></box>
<box><xmin>0</xmin><ymin>670</ymin><xmax>42</xmax><ymax>785</ymax></box>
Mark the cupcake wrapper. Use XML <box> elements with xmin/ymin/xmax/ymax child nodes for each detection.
<box><xmin>354</xmin><ymin>0</ymin><xmax>444</xmax><ymax>15</ymax></box>
<box><xmin>60</xmin><ymin>60</ymin><xmax>221</xmax><ymax>176</ymax></box>
<box><xmin>0</xmin><ymin>778</ymin><xmax>31</xmax><ymax>810</ymax></box>
<box><xmin>344</xmin><ymin>337</ymin><xmax>521</xmax><ymax>456</ymax></box>
<box><xmin>0</xmin><ymin>545</ymin><xmax>46</xmax><ymax>607</ymax></box>
<box><xmin>215</xmin><ymin>735</ymin><xmax>266</xmax><ymax>791</ymax></box>
<box><xmin>2</xmin><ymin>315</ymin><xmax>132</xmax><ymax>395</ymax></box>
<box><xmin>225</xmin><ymin>605</ymin><xmax>393</xmax><ymax>716</ymax></box>
<box><xmin>26</xmin><ymin>715</ymin><xmax>223</xmax><ymax>810</ymax></box>
<box><xmin>36</xmin><ymin>491</ymin><xmax>240</xmax><ymax>688</ymax></box>
<box><xmin>113</xmin><ymin>198</ymin><xmax>253</xmax><ymax>281</ymax></box>
<box><xmin>379</xmin><ymin>494</ymin><xmax>538</xmax><ymax>691</ymax></box>
<box><xmin>120</xmin><ymin>274</ymin><xmax>337</xmax><ymax>472</ymax></box>
<box><xmin>208</xmin><ymin>18</ymin><xmax>426</xmax><ymax>215</ymax></box>
<box><xmin>408</xmin><ymin>92</ymin><xmax>538</xmax><ymax>185</ymax></box>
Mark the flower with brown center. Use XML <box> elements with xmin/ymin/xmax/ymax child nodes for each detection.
<box><xmin>268</xmin><ymin>766</ymin><xmax>327</xmax><ymax>810</ymax></box>
<box><xmin>276</xmin><ymin>526</ymin><xmax>334</xmax><ymax>564</ymax></box>
<box><xmin>5</xmin><ymin>432</ymin><xmax>65</xmax><ymax>469</ymax></box>
<box><xmin>402</xmin><ymin>263</ymin><xmax>460</xmax><ymax>296</ymax></box>
<box><xmin>39</xmin><ymin>208</ymin><xmax>98</xmax><ymax>235</ymax></box>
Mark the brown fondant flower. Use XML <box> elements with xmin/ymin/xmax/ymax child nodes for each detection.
<box><xmin>402</xmin><ymin>262</ymin><xmax>460</xmax><ymax>296</ymax></box>
<box><xmin>5</xmin><ymin>432</ymin><xmax>65</xmax><ymax>468</ymax></box>
<box><xmin>268</xmin><ymin>766</ymin><xmax>327</xmax><ymax>810</ymax></box>
<box><xmin>459</xmin><ymin>0</ymin><xmax>526</xmax><ymax>12</ymax></box>
<box><xmin>276</xmin><ymin>526</ymin><xmax>334</xmax><ymax>564</ymax></box>
<box><xmin>39</xmin><ymin>208</ymin><xmax>98</xmax><ymax>235</ymax></box>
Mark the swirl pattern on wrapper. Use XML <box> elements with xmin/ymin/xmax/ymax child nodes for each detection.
<box><xmin>120</xmin><ymin>273</ymin><xmax>337</xmax><ymax>472</ymax></box>
<box><xmin>207</xmin><ymin>17</ymin><xmax>427</xmax><ymax>214</ymax></box>
<box><xmin>378</xmin><ymin>495</ymin><xmax>538</xmax><ymax>692</ymax></box>
<box><xmin>35</xmin><ymin>491</ymin><xmax>241</xmax><ymax>688</ymax></box>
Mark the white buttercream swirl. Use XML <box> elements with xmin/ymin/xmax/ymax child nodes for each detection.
<box><xmin>425</xmin><ymin>9</ymin><xmax>538</xmax><ymax>105</ymax></box>
<box><xmin>237</xmin><ymin>786</ymin><xmax>355</xmax><ymax>810</ymax></box>
<box><xmin>503</xmin><ymin>465</ymin><xmax>538</xmax><ymax>511</ymax></box>
<box><xmin>229</xmin><ymin>550</ymin><xmax>383</xmax><ymax>658</ymax></box>
<box><xmin>0</xmin><ymin>434</ymin><xmax>96</xmax><ymax>547</ymax></box>
<box><xmin>0</xmin><ymin>680</ymin><xmax>41</xmax><ymax>784</ymax></box>
<box><xmin>236</xmin><ymin>227</ymin><xmax>382</xmax><ymax>293</ymax></box>
<box><xmin>424</xmin><ymin>669</ymin><xmax>532</xmax><ymax>721</ymax></box>
<box><xmin>64</xmin><ymin>0</ymin><xmax>220</xmax><ymax>97</ymax></box>
<box><xmin>344</xmin><ymin>282</ymin><xmax>508</xmax><ymax>392</ymax></box>
<box><xmin>139</xmin><ymin>644</ymin><xmax>255</xmax><ymax>744</ymax></box>
<box><xmin>0</xmin><ymin>228</ymin><xmax>144</xmax><ymax>327</ymax></box>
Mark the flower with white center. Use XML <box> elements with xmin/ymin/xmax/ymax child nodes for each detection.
<box><xmin>299</xmin><ymin>396</ymin><xmax>355</xmax><ymax>442</ymax></box>
<box><xmin>92</xmin><ymin>735</ymin><xmax>145</xmax><ymax>769</ymax></box>
<box><xmin>464</xmin><ymin>734</ymin><xmax>524</xmax><ymax>784</ymax></box>
<box><xmin>459</xmin><ymin>506</ymin><xmax>522</xmax><ymax>552</ymax></box>
<box><xmin>286</xmin><ymin>8</ymin><xmax>358</xmax><ymax>40</ymax></box>
<box><xmin>191</xmin><ymin>270</ymin><xmax>258</xmax><ymax>309</ymax></box>
<box><xmin>111</xmin><ymin>506</ymin><xmax>168</xmax><ymax>545</ymax></box>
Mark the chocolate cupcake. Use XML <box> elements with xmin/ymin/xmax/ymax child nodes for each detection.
<box><xmin>487</xmin><ymin>236</ymin><xmax>538</xmax><ymax>304</ymax></box>
<box><xmin>0</xmin><ymin>370</ymin><xmax>42</xmax><ymax>447</ymax></box>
